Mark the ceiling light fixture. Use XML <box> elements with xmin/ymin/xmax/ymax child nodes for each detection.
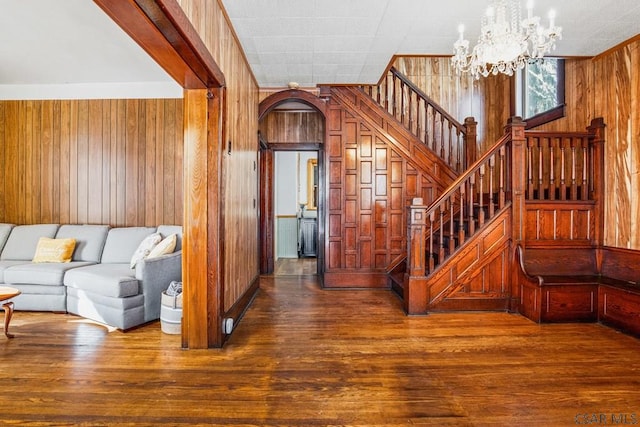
<box><xmin>452</xmin><ymin>0</ymin><xmax>562</xmax><ymax>79</ymax></box>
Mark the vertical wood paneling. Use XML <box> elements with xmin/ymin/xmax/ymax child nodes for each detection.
<box><xmin>0</xmin><ymin>99</ymin><xmax>184</xmax><ymax>227</ymax></box>
<box><xmin>594</xmin><ymin>38</ymin><xmax>639</xmax><ymax>249</ymax></box>
<box><xmin>259</xmin><ymin>111</ymin><xmax>324</xmax><ymax>143</ymax></box>
<box><xmin>177</xmin><ymin>0</ymin><xmax>260</xmax><ymax>312</ymax></box>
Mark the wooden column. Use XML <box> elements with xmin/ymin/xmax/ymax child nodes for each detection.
<box><xmin>182</xmin><ymin>88</ymin><xmax>224</xmax><ymax>349</ymax></box>
<box><xmin>404</xmin><ymin>198</ymin><xmax>428</xmax><ymax>315</ymax></box>
<box><xmin>506</xmin><ymin>117</ymin><xmax>527</xmax><ymax>245</ymax></box>
<box><xmin>464</xmin><ymin>116</ymin><xmax>478</xmax><ymax>167</ymax></box>
<box><xmin>588</xmin><ymin>117</ymin><xmax>606</xmax><ymax>248</ymax></box>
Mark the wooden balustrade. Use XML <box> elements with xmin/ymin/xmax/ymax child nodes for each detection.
<box><xmin>362</xmin><ymin>67</ymin><xmax>477</xmax><ymax>172</ymax></box>
<box><xmin>406</xmin><ymin>133</ymin><xmax>512</xmax><ymax>278</ymax></box>
<box><xmin>523</xmin><ymin>119</ymin><xmax>604</xmax><ymax>202</ymax></box>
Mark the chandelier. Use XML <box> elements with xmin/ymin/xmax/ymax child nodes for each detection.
<box><xmin>452</xmin><ymin>0</ymin><xmax>562</xmax><ymax>79</ymax></box>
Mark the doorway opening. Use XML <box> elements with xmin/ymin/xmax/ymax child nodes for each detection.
<box><xmin>258</xmin><ymin>90</ymin><xmax>327</xmax><ymax>278</ymax></box>
<box><xmin>273</xmin><ymin>151</ymin><xmax>318</xmax><ymax>276</ymax></box>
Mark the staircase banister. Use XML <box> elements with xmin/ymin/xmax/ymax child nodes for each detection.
<box><xmin>389</xmin><ymin>67</ymin><xmax>466</xmax><ymax>133</ymax></box>
<box><xmin>422</xmin><ymin>132</ymin><xmax>511</xmax><ymax>216</ymax></box>
<box><xmin>524</xmin><ymin>130</ymin><xmax>592</xmax><ymax>139</ymax></box>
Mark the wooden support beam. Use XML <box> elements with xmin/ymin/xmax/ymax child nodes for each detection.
<box><xmin>94</xmin><ymin>0</ymin><xmax>227</xmax><ymax>348</ymax></box>
<box><xmin>182</xmin><ymin>88</ymin><xmax>225</xmax><ymax>348</ymax></box>
<box><xmin>94</xmin><ymin>0</ymin><xmax>224</xmax><ymax>89</ymax></box>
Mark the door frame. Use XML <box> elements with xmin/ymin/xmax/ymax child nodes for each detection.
<box><xmin>258</xmin><ymin>90</ymin><xmax>327</xmax><ymax>277</ymax></box>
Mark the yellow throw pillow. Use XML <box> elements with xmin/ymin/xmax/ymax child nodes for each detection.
<box><xmin>32</xmin><ymin>237</ymin><xmax>77</xmax><ymax>263</ymax></box>
<box><xmin>147</xmin><ymin>234</ymin><xmax>177</xmax><ymax>259</ymax></box>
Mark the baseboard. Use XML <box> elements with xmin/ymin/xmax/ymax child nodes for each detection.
<box><xmin>222</xmin><ymin>275</ymin><xmax>259</xmax><ymax>343</ymax></box>
<box><xmin>323</xmin><ymin>271</ymin><xmax>389</xmax><ymax>288</ymax></box>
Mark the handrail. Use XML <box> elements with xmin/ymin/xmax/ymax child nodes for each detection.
<box><xmin>388</xmin><ymin>67</ymin><xmax>466</xmax><ymax>133</ymax></box>
<box><xmin>361</xmin><ymin>66</ymin><xmax>477</xmax><ymax>172</ymax></box>
<box><xmin>419</xmin><ymin>133</ymin><xmax>511</xmax><ymax>213</ymax></box>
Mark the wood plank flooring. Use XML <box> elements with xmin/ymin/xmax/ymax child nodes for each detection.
<box><xmin>274</xmin><ymin>257</ymin><xmax>317</xmax><ymax>275</ymax></box>
<box><xmin>2</xmin><ymin>275</ymin><xmax>640</xmax><ymax>426</ymax></box>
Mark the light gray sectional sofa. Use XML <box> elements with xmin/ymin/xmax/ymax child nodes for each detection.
<box><xmin>0</xmin><ymin>223</ymin><xmax>182</xmax><ymax>330</ymax></box>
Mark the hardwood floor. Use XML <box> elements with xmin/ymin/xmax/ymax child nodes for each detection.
<box><xmin>2</xmin><ymin>275</ymin><xmax>640</xmax><ymax>426</ymax></box>
<box><xmin>274</xmin><ymin>257</ymin><xmax>317</xmax><ymax>275</ymax></box>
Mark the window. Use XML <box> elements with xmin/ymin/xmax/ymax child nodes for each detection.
<box><xmin>514</xmin><ymin>58</ymin><xmax>565</xmax><ymax>129</ymax></box>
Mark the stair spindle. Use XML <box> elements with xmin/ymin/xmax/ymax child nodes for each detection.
<box><xmin>489</xmin><ymin>154</ymin><xmax>495</xmax><ymax>217</ymax></box>
<box><xmin>560</xmin><ymin>140</ymin><xmax>567</xmax><ymax>200</ymax></box>
<box><xmin>469</xmin><ymin>175</ymin><xmax>476</xmax><ymax>235</ymax></box>
<box><xmin>459</xmin><ymin>184</ymin><xmax>466</xmax><ymax>244</ymax></box>
<box><xmin>449</xmin><ymin>197</ymin><xmax>455</xmax><ymax>254</ymax></box>
<box><xmin>499</xmin><ymin>146</ymin><xmax>506</xmax><ymax>209</ymax></box>
<box><xmin>478</xmin><ymin>166</ymin><xmax>485</xmax><ymax>226</ymax></box>
<box><xmin>581</xmin><ymin>138</ymin><xmax>588</xmax><ymax>200</ymax></box>
<box><xmin>527</xmin><ymin>138</ymin><xmax>534</xmax><ymax>200</ymax></box>
<box><xmin>570</xmin><ymin>137</ymin><xmax>578</xmax><ymax>200</ymax></box>
<box><xmin>538</xmin><ymin>138</ymin><xmax>544</xmax><ymax>199</ymax></box>
<box><xmin>429</xmin><ymin>211</ymin><xmax>435</xmax><ymax>272</ymax></box>
<box><xmin>438</xmin><ymin>207</ymin><xmax>445</xmax><ymax>266</ymax></box>
<box><xmin>549</xmin><ymin>139</ymin><xmax>556</xmax><ymax>200</ymax></box>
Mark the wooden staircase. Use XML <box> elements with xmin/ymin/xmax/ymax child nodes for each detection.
<box><xmin>357</xmin><ymin>67</ymin><xmax>606</xmax><ymax>316</ymax></box>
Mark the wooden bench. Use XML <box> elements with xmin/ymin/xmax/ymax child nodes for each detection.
<box><xmin>515</xmin><ymin>245</ymin><xmax>640</xmax><ymax>336</ymax></box>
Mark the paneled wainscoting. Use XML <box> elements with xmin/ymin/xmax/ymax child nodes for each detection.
<box><xmin>2</xmin><ymin>275</ymin><xmax>640</xmax><ymax>425</ymax></box>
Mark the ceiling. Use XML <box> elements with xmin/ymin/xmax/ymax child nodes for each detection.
<box><xmin>1</xmin><ymin>0</ymin><xmax>639</xmax><ymax>96</ymax></box>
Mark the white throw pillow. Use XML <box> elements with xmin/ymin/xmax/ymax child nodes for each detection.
<box><xmin>130</xmin><ymin>233</ymin><xmax>162</xmax><ymax>269</ymax></box>
<box><xmin>147</xmin><ymin>234</ymin><xmax>177</xmax><ymax>259</ymax></box>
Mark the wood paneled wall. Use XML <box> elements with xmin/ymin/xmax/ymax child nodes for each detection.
<box><xmin>594</xmin><ymin>39</ymin><xmax>640</xmax><ymax>249</ymax></box>
<box><xmin>392</xmin><ymin>57</ymin><xmax>511</xmax><ymax>153</ymax></box>
<box><xmin>259</xmin><ymin>111</ymin><xmax>324</xmax><ymax>143</ymax></box>
<box><xmin>177</xmin><ymin>0</ymin><xmax>259</xmax><ymax>312</ymax></box>
<box><xmin>325</xmin><ymin>90</ymin><xmax>442</xmax><ymax>287</ymax></box>
<box><xmin>0</xmin><ymin>99</ymin><xmax>183</xmax><ymax>227</ymax></box>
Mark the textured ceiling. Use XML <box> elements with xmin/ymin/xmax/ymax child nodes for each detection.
<box><xmin>0</xmin><ymin>0</ymin><xmax>639</xmax><ymax>96</ymax></box>
<box><xmin>222</xmin><ymin>0</ymin><xmax>640</xmax><ymax>87</ymax></box>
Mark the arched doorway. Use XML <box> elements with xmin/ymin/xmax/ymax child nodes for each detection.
<box><xmin>258</xmin><ymin>90</ymin><xmax>327</xmax><ymax>277</ymax></box>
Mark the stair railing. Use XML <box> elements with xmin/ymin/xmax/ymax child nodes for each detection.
<box><xmin>403</xmin><ymin>117</ymin><xmax>528</xmax><ymax>315</ymax></box>
<box><xmin>361</xmin><ymin>67</ymin><xmax>477</xmax><ymax>172</ymax></box>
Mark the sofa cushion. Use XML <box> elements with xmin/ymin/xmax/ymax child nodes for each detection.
<box><xmin>4</xmin><ymin>261</ymin><xmax>95</xmax><ymax>286</ymax></box>
<box><xmin>130</xmin><ymin>233</ymin><xmax>162</xmax><ymax>268</ymax></box>
<box><xmin>64</xmin><ymin>263</ymin><xmax>139</xmax><ymax>298</ymax></box>
<box><xmin>55</xmin><ymin>224</ymin><xmax>110</xmax><ymax>262</ymax></box>
<box><xmin>157</xmin><ymin>225</ymin><xmax>183</xmax><ymax>251</ymax></box>
<box><xmin>100</xmin><ymin>227</ymin><xmax>157</xmax><ymax>264</ymax></box>
<box><xmin>147</xmin><ymin>234</ymin><xmax>177</xmax><ymax>259</ymax></box>
<box><xmin>0</xmin><ymin>260</ymin><xmax>32</xmax><ymax>282</ymax></box>
<box><xmin>32</xmin><ymin>237</ymin><xmax>76</xmax><ymax>263</ymax></box>
<box><xmin>0</xmin><ymin>224</ymin><xmax>15</xmax><ymax>254</ymax></box>
<box><xmin>0</xmin><ymin>224</ymin><xmax>59</xmax><ymax>261</ymax></box>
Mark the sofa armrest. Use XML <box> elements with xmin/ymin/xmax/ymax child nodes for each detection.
<box><xmin>135</xmin><ymin>250</ymin><xmax>182</xmax><ymax>322</ymax></box>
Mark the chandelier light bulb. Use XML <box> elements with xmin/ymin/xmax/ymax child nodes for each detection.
<box><xmin>451</xmin><ymin>0</ymin><xmax>562</xmax><ymax>79</ymax></box>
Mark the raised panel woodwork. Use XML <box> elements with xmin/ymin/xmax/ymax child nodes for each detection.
<box><xmin>324</xmin><ymin>87</ymin><xmax>454</xmax><ymax>288</ymax></box>
<box><xmin>524</xmin><ymin>202</ymin><xmax>596</xmax><ymax>246</ymax></box>
<box><xmin>543</xmin><ymin>285</ymin><xmax>597</xmax><ymax>322</ymax></box>
<box><xmin>599</xmin><ymin>285</ymin><xmax>640</xmax><ymax>336</ymax></box>
<box><xmin>428</xmin><ymin>209</ymin><xmax>512</xmax><ymax>308</ymax></box>
<box><xmin>0</xmin><ymin>99</ymin><xmax>183</xmax><ymax>227</ymax></box>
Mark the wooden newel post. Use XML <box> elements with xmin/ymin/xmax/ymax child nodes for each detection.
<box><xmin>588</xmin><ymin>117</ymin><xmax>606</xmax><ymax>247</ymax></box>
<box><xmin>505</xmin><ymin>116</ymin><xmax>527</xmax><ymax>245</ymax></box>
<box><xmin>464</xmin><ymin>116</ymin><xmax>478</xmax><ymax>168</ymax></box>
<box><xmin>405</xmin><ymin>197</ymin><xmax>428</xmax><ymax>315</ymax></box>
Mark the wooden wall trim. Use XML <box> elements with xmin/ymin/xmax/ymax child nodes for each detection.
<box><xmin>94</xmin><ymin>0</ymin><xmax>224</xmax><ymax>89</ymax></box>
<box><xmin>259</xmin><ymin>89</ymin><xmax>327</xmax><ymax>120</ymax></box>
